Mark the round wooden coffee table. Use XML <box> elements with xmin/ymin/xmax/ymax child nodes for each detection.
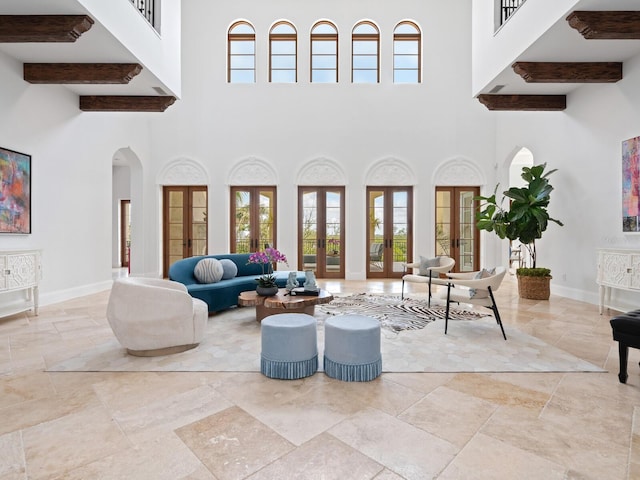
<box><xmin>238</xmin><ymin>288</ymin><xmax>333</xmax><ymax>322</ymax></box>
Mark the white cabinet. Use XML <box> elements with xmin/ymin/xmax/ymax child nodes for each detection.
<box><xmin>0</xmin><ymin>250</ymin><xmax>41</xmax><ymax>318</ymax></box>
<box><xmin>597</xmin><ymin>249</ymin><xmax>640</xmax><ymax>314</ymax></box>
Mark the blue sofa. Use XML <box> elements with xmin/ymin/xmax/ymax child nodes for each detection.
<box><xmin>168</xmin><ymin>253</ymin><xmax>307</xmax><ymax>314</ymax></box>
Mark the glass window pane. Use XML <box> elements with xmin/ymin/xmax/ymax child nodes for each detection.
<box><xmin>394</xmin><ymin>55</ymin><xmax>418</xmax><ymax>69</ymax></box>
<box><xmin>353</xmin><ymin>55</ymin><xmax>378</xmax><ymax>69</ymax></box>
<box><xmin>312</xmin><ymin>69</ymin><xmax>337</xmax><ymax>83</ymax></box>
<box><xmin>312</xmin><ymin>40</ymin><xmax>337</xmax><ymax>54</ymax></box>
<box><xmin>230</xmin><ymin>70</ymin><xmax>255</xmax><ymax>83</ymax></box>
<box><xmin>271</xmin><ymin>40</ymin><xmax>295</xmax><ymax>54</ymax></box>
<box><xmin>394</xmin><ymin>40</ymin><xmax>418</xmax><ymax>55</ymax></box>
<box><xmin>353</xmin><ymin>70</ymin><xmax>377</xmax><ymax>83</ymax></box>
<box><xmin>313</xmin><ymin>55</ymin><xmax>337</xmax><ymax>69</ymax></box>
<box><xmin>353</xmin><ymin>40</ymin><xmax>377</xmax><ymax>55</ymax></box>
<box><xmin>272</xmin><ymin>55</ymin><xmax>296</xmax><ymax>69</ymax></box>
<box><xmin>272</xmin><ymin>23</ymin><xmax>295</xmax><ymax>34</ymax></box>
<box><xmin>394</xmin><ymin>23</ymin><xmax>419</xmax><ymax>34</ymax></box>
<box><xmin>230</xmin><ymin>55</ymin><xmax>255</xmax><ymax>69</ymax></box>
<box><xmin>230</xmin><ymin>40</ymin><xmax>255</xmax><ymax>54</ymax></box>
<box><xmin>394</xmin><ymin>70</ymin><xmax>419</xmax><ymax>83</ymax></box>
<box><xmin>230</xmin><ymin>23</ymin><xmax>255</xmax><ymax>34</ymax></box>
<box><xmin>354</xmin><ymin>23</ymin><xmax>378</xmax><ymax>35</ymax></box>
<box><xmin>271</xmin><ymin>70</ymin><xmax>296</xmax><ymax>83</ymax></box>
<box><xmin>312</xmin><ymin>23</ymin><xmax>337</xmax><ymax>34</ymax></box>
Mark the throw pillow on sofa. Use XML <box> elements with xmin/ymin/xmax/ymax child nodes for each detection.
<box><xmin>219</xmin><ymin>259</ymin><xmax>238</xmax><ymax>279</ymax></box>
<box><xmin>418</xmin><ymin>256</ymin><xmax>440</xmax><ymax>277</ymax></box>
<box><xmin>194</xmin><ymin>258</ymin><xmax>224</xmax><ymax>284</ymax></box>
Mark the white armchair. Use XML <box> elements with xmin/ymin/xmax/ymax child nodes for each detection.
<box><xmin>107</xmin><ymin>277</ymin><xmax>208</xmax><ymax>356</ymax></box>
<box><xmin>401</xmin><ymin>256</ymin><xmax>456</xmax><ymax>306</ymax></box>
<box><xmin>433</xmin><ymin>267</ymin><xmax>508</xmax><ymax>340</ymax></box>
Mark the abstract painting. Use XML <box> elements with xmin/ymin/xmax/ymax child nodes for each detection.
<box><xmin>623</xmin><ymin>136</ymin><xmax>640</xmax><ymax>232</ymax></box>
<box><xmin>0</xmin><ymin>146</ymin><xmax>31</xmax><ymax>234</ymax></box>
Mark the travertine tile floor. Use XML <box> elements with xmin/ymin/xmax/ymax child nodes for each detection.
<box><xmin>1</xmin><ymin>274</ymin><xmax>640</xmax><ymax>479</ymax></box>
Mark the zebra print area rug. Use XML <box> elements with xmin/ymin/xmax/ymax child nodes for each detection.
<box><xmin>318</xmin><ymin>293</ymin><xmax>490</xmax><ymax>332</ymax></box>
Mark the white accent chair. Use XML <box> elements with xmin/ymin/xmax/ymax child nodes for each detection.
<box><xmin>434</xmin><ymin>267</ymin><xmax>508</xmax><ymax>340</ymax></box>
<box><xmin>401</xmin><ymin>256</ymin><xmax>456</xmax><ymax>306</ymax></box>
<box><xmin>107</xmin><ymin>277</ymin><xmax>208</xmax><ymax>356</ymax></box>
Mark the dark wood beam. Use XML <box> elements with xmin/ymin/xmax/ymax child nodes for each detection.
<box><xmin>512</xmin><ymin>62</ymin><xmax>622</xmax><ymax>83</ymax></box>
<box><xmin>24</xmin><ymin>63</ymin><xmax>143</xmax><ymax>84</ymax></box>
<box><xmin>478</xmin><ymin>94</ymin><xmax>566</xmax><ymax>111</ymax></box>
<box><xmin>567</xmin><ymin>11</ymin><xmax>640</xmax><ymax>39</ymax></box>
<box><xmin>79</xmin><ymin>96</ymin><xmax>176</xmax><ymax>112</ymax></box>
<box><xmin>0</xmin><ymin>15</ymin><xmax>94</xmax><ymax>42</ymax></box>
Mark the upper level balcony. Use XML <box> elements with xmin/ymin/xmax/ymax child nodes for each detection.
<box><xmin>0</xmin><ymin>0</ymin><xmax>180</xmax><ymax>111</ymax></box>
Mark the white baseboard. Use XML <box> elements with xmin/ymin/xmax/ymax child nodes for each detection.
<box><xmin>40</xmin><ymin>280</ymin><xmax>113</xmax><ymax>307</ymax></box>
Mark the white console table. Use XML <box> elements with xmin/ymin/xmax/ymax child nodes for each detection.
<box><xmin>0</xmin><ymin>249</ymin><xmax>42</xmax><ymax>318</ymax></box>
<box><xmin>597</xmin><ymin>248</ymin><xmax>640</xmax><ymax>314</ymax></box>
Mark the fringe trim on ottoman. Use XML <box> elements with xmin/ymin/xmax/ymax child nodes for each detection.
<box><xmin>260</xmin><ymin>355</ymin><xmax>318</xmax><ymax>379</ymax></box>
<box><xmin>323</xmin><ymin>356</ymin><xmax>382</xmax><ymax>382</ymax></box>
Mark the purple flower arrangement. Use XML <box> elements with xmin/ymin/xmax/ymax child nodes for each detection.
<box><xmin>247</xmin><ymin>247</ymin><xmax>288</xmax><ymax>288</ymax></box>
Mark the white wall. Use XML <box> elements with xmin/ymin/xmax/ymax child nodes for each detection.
<box><xmin>492</xmin><ymin>52</ymin><xmax>640</xmax><ymax>309</ymax></box>
<box><xmin>146</xmin><ymin>0</ymin><xmax>500</xmax><ymax>280</ymax></box>
<box><xmin>0</xmin><ymin>50</ymin><xmax>150</xmax><ymax>305</ymax></box>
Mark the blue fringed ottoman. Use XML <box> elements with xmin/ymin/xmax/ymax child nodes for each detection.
<box><xmin>260</xmin><ymin>313</ymin><xmax>318</xmax><ymax>380</ymax></box>
<box><xmin>324</xmin><ymin>314</ymin><xmax>382</xmax><ymax>382</ymax></box>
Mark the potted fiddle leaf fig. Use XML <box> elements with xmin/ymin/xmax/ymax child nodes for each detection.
<box><xmin>475</xmin><ymin>163</ymin><xmax>564</xmax><ymax>300</ymax></box>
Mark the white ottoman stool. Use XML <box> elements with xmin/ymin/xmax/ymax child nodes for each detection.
<box><xmin>324</xmin><ymin>314</ymin><xmax>382</xmax><ymax>382</ymax></box>
<box><xmin>260</xmin><ymin>313</ymin><xmax>318</xmax><ymax>379</ymax></box>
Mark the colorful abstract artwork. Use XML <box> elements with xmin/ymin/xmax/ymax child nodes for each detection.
<box><xmin>0</xmin><ymin>147</ymin><xmax>31</xmax><ymax>234</ymax></box>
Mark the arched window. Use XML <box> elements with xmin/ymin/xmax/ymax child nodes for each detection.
<box><xmin>270</xmin><ymin>22</ymin><xmax>297</xmax><ymax>83</ymax></box>
<box><xmin>393</xmin><ymin>21</ymin><xmax>421</xmax><ymax>83</ymax></box>
<box><xmin>311</xmin><ymin>21</ymin><xmax>338</xmax><ymax>83</ymax></box>
<box><xmin>352</xmin><ymin>21</ymin><xmax>379</xmax><ymax>83</ymax></box>
<box><xmin>228</xmin><ymin>21</ymin><xmax>255</xmax><ymax>83</ymax></box>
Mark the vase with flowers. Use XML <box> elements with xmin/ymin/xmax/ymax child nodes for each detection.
<box><xmin>247</xmin><ymin>247</ymin><xmax>288</xmax><ymax>296</ymax></box>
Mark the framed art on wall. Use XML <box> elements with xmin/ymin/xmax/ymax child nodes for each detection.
<box><xmin>623</xmin><ymin>135</ymin><xmax>640</xmax><ymax>232</ymax></box>
<box><xmin>0</xmin><ymin>146</ymin><xmax>31</xmax><ymax>234</ymax></box>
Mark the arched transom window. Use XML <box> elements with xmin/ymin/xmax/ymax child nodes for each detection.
<box><xmin>352</xmin><ymin>21</ymin><xmax>379</xmax><ymax>83</ymax></box>
<box><xmin>393</xmin><ymin>21</ymin><xmax>421</xmax><ymax>84</ymax></box>
<box><xmin>228</xmin><ymin>21</ymin><xmax>256</xmax><ymax>83</ymax></box>
<box><xmin>270</xmin><ymin>22</ymin><xmax>297</xmax><ymax>83</ymax></box>
<box><xmin>311</xmin><ymin>21</ymin><xmax>338</xmax><ymax>83</ymax></box>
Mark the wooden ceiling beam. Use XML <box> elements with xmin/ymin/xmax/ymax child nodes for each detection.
<box><xmin>24</xmin><ymin>63</ymin><xmax>143</xmax><ymax>84</ymax></box>
<box><xmin>0</xmin><ymin>15</ymin><xmax>94</xmax><ymax>43</ymax></box>
<box><xmin>567</xmin><ymin>11</ymin><xmax>640</xmax><ymax>39</ymax></box>
<box><xmin>79</xmin><ymin>96</ymin><xmax>176</xmax><ymax>112</ymax></box>
<box><xmin>478</xmin><ymin>94</ymin><xmax>566</xmax><ymax>111</ymax></box>
<box><xmin>512</xmin><ymin>61</ymin><xmax>622</xmax><ymax>83</ymax></box>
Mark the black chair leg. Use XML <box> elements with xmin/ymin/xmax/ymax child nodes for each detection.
<box><xmin>618</xmin><ymin>342</ymin><xmax>629</xmax><ymax>384</ymax></box>
<box><xmin>444</xmin><ymin>285</ymin><xmax>451</xmax><ymax>334</ymax></box>
<box><xmin>401</xmin><ymin>279</ymin><xmax>405</xmax><ymax>300</ymax></box>
<box><xmin>428</xmin><ymin>275</ymin><xmax>432</xmax><ymax>307</ymax></box>
<box><xmin>488</xmin><ymin>287</ymin><xmax>507</xmax><ymax>340</ymax></box>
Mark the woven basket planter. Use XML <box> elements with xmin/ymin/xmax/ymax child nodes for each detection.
<box><xmin>517</xmin><ymin>275</ymin><xmax>551</xmax><ymax>300</ymax></box>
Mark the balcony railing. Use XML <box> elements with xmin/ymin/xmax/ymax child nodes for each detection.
<box><xmin>501</xmin><ymin>0</ymin><xmax>526</xmax><ymax>26</ymax></box>
<box><xmin>130</xmin><ymin>0</ymin><xmax>156</xmax><ymax>30</ymax></box>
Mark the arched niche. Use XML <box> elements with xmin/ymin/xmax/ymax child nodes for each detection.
<box><xmin>432</xmin><ymin>157</ymin><xmax>485</xmax><ymax>186</ymax></box>
<box><xmin>156</xmin><ymin>157</ymin><xmax>209</xmax><ymax>185</ymax></box>
<box><xmin>365</xmin><ymin>157</ymin><xmax>415</xmax><ymax>185</ymax></box>
<box><xmin>227</xmin><ymin>157</ymin><xmax>278</xmax><ymax>185</ymax></box>
<box><xmin>297</xmin><ymin>157</ymin><xmax>347</xmax><ymax>185</ymax></box>
<box><xmin>112</xmin><ymin>147</ymin><xmax>144</xmax><ymax>274</ymax></box>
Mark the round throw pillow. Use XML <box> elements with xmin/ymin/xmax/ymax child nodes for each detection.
<box><xmin>194</xmin><ymin>258</ymin><xmax>223</xmax><ymax>284</ymax></box>
<box><xmin>219</xmin><ymin>258</ymin><xmax>238</xmax><ymax>280</ymax></box>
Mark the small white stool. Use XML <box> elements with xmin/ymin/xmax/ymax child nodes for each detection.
<box><xmin>324</xmin><ymin>314</ymin><xmax>382</xmax><ymax>382</ymax></box>
<box><xmin>260</xmin><ymin>313</ymin><xmax>318</xmax><ymax>379</ymax></box>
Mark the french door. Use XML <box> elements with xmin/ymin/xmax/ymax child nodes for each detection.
<box><xmin>231</xmin><ymin>186</ymin><xmax>276</xmax><ymax>253</ymax></box>
<box><xmin>435</xmin><ymin>186</ymin><xmax>480</xmax><ymax>273</ymax></box>
<box><xmin>366</xmin><ymin>187</ymin><xmax>412</xmax><ymax>278</ymax></box>
<box><xmin>298</xmin><ymin>187</ymin><xmax>345</xmax><ymax>278</ymax></box>
<box><xmin>120</xmin><ymin>199</ymin><xmax>131</xmax><ymax>268</ymax></box>
<box><xmin>162</xmin><ymin>186</ymin><xmax>208</xmax><ymax>278</ymax></box>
